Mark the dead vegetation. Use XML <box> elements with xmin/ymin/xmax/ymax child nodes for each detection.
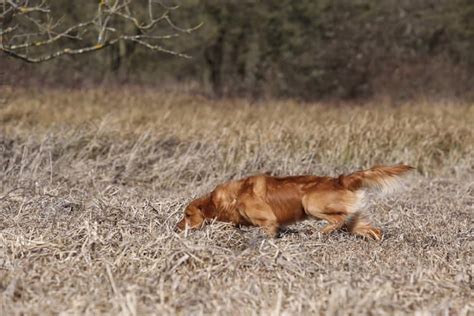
<box><xmin>0</xmin><ymin>88</ymin><xmax>472</xmax><ymax>315</ymax></box>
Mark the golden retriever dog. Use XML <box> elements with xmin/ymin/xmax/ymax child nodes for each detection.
<box><xmin>176</xmin><ymin>164</ymin><xmax>414</xmax><ymax>240</ymax></box>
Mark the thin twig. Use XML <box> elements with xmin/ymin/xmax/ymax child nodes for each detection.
<box><xmin>0</xmin><ymin>0</ymin><xmax>199</xmax><ymax>63</ymax></box>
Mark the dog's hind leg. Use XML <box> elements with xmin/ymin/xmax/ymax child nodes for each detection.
<box><xmin>302</xmin><ymin>189</ymin><xmax>382</xmax><ymax>239</ymax></box>
<box><xmin>345</xmin><ymin>212</ymin><xmax>382</xmax><ymax>240</ymax></box>
<box><xmin>319</xmin><ymin>213</ymin><xmax>348</xmax><ymax>234</ymax></box>
<box><xmin>302</xmin><ymin>191</ymin><xmax>350</xmax><ymax>231</ymax></box>
<box><xmin>304</xmin><ymin>203</ymin><xmax>349</xmax><ymax>235</ymax></box>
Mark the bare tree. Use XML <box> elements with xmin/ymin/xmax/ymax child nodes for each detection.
<box><xmin>0</xmin><ymin>0</ymin><xmax>201</xmax><ymax>63</ymax></box>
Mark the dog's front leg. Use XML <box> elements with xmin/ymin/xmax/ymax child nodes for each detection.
<box><xmin>258</xmin><ymin>220</ymin><xmax>280</xmax><ymax>238</ymax></box>
<box><xmin>238</xmin><ymin>195</ymin><xmax>280</xmax><ymax>238</ymax></box>
<box><xmin>245</xmin><ymin>210</ymin><xmax>280</xmax><ymax>238</ymax></box>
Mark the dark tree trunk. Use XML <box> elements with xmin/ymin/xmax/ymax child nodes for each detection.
<box><xmin>204</xmin><ymin>27</ymin><xmax>226</xmax><ymax>97</ymax></box>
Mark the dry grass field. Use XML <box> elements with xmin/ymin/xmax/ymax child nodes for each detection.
<box><xmin>0</xmin><ymin>88</ymin><xmax>472</xmax><ymax>315</ymax></box>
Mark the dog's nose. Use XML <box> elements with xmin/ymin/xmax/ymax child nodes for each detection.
<box><xmin>175</xmin><ymin>219</ymin><xmax>185</xmax><ymax>232</ymax></box>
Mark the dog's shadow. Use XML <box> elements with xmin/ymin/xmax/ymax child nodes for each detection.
<box><xmin>277</xmin><ymin>227</ymin><xmax>300</xmax><ymax>237</ymax></box>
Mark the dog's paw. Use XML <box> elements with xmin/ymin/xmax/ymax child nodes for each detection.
<box><xmin>358</xmin><ymin>227</ymin><xmax>383</xmax><ymax>240</ymax></box>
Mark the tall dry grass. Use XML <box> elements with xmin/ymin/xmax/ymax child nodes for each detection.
<box><xmin>0</xmin><ymin>88</ymin><xmax>472</xmax><ymax>315</ymax></box>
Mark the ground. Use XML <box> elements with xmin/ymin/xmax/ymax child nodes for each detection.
<box><xmin>0</xmin><ymin>88</ymin><xmax>472</xmax><ymax>315</ymax></box>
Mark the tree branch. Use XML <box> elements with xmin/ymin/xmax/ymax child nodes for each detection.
<box><xmin>0</xmin><ymin>0</ymin><xmax>200</xmax><ymax>63</ymax></box>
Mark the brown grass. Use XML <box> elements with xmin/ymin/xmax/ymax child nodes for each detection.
<box><xmin>0</xmin><ymin>88</ymin><xmax>472</xmax><ymax>315</ymax></box>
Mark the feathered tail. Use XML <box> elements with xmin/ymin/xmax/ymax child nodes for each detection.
<box><xmin>339</xmin><ymin>164</ymin><xmax>414</xmax><ymax>193</ymax></box>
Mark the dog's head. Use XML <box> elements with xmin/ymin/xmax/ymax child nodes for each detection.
<box><xmin>176</xmin><ymin>204</ymin><xmax>205</xmax><ymax>230</ymax></box>
<box><xmin>176</xmin><ymin>195</ymin><xmax>215</xmax><ymax>231</ymax></box>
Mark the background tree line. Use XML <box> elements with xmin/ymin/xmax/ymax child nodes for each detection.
<box><xmin>2</xmin><ymin>0</ymin><xmax>474</xmax><ymax>100</ymax></box>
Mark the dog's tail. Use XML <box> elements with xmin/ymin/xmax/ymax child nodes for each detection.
<box><xmin>339</xmin><ymin>164</ymin><xmax>414</xmax><ymax>193</ymax></box>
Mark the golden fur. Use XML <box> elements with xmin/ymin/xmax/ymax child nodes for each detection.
<box><xmin>176</xmin><ymin>164</ymin><xmax>414</xmax><ymax>240</ymax></box>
